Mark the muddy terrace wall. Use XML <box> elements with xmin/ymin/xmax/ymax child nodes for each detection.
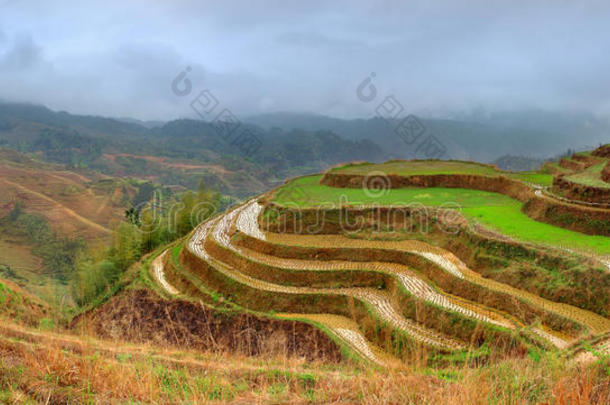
<box><xmin>524</xmin><ymin>193</ymin><xmax>610</xmax><ymax>235</ymax></box>
<box><xmin>205</xmin><ymin>236</ymin><xmax>385</xmax><ymax>289</ymax></box>
<box><xmin>259</xmin><ymin>202</ymin><xmax>463</xmax><ymax>236</ymax></box>
<box><xmin>601</xmin><ymin>162</ymin><xmax>610</xmax><ymax>183</ymax></box>
<box><xmin>178</xmin><ymin>246</ymin><xmax>455</xmax><ymax>361</ymax></box>
<box><xmin>319</xmin><ymin>172</ymin><xmax>610</xmax><ymax>236</ymax></box>
<box><xmin>592</xmin><ymin>145</ymin><xmax>610</xmax><ymax>158</ymax></box>
<box><xmin>559</xmin><ymin>158</ymin><xmax>587</xmax><ymax>172</ymax></box>
<box><xmin>552</xmin><ymin>176</ymin><xmax>610</xmax><ymax>205</ymax></box>
<box><xmin>320</xmin><ymin>173</ymin><xmax>533</xmax><ymax>202</ymax></box>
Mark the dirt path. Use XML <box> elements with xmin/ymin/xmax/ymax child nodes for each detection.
<box><xmin>1</xmin><ymin>178</ymin><xmax>112</xmax><ymax>235</ymax></box>
<box><xmin>152</xmin><ymin>251</ymin><xmax>179</xmax><ymax>295</ymax></box>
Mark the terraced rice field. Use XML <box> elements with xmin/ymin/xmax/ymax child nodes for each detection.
<box><xmin>263</xmin><ymin>231</ymin><xmax>610</xmax><ymax>335</ymax></box>
<box><xmin>330</xmin><ymin>161</ymin><xmax>501</xmax><ymax>176</ymax></box>
<box><xmin>182</xmin><ymin>212</ymin><xmax>401</xmax><ymax>365</ymax></box>
<box><xmin>207</xmin><ymin>204</ymin><xmax>466</xmax><ymax>351</ymax></box>
<box><xmin>152</xmin><ymin>251</ymin><xmax>178</xmax><ymax>296</ymax></box>
<box><xmin>272</xmin><ymin>175</ymin><xmax>610</xmax><ymax>255</ymax></box>
<box><xmin>565</xmin><ymin>161</ymin><xmax>610</xmax><ymax>188</ymax></box>
<box><xmin>329</xmin><ymin>160</ymin><xmax>554</xmax><ymax>186</ymax></box>
<box><xmin>151</xmin><ymin>193</ymin><xmax>610</xmax><ymax>366</ymax></box>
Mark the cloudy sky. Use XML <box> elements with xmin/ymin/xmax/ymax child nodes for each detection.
<box><xmin>1</xmin><ymin>0</ymin><xmax>609</xmax><ymax>120</ymax></box>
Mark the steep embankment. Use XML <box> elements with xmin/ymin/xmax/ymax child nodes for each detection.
<box><xmin>80</xmin><ymin>287</ymin><xmax>343</xmax><ymax>362</ymax></box>
<box><xmin>602</xmin><ymin>161</ymin><xmax>610</xmax><ymax>183</ymax></box>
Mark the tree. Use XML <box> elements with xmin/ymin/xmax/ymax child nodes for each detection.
<box><xmin>111</xmin><ymin>221</ymin><xmax>141</xmax><ymax>270</ymax></box>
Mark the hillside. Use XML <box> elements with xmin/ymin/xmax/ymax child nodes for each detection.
<box><xmin>0</xmin><ymin>149</ymin><xmax>121</xmax><ymax>241</ymax></box>
<box><xmin>0</xmin><ymin>108</ymin><xmax>608</xmax><ymax>403</ymax></box>
<box><xmin>2</xmin><ymin>103</ymin><xmax>605</xmax><ymax>200</ymax></box>
<box><xmin>0</xmin><ymin>155</ymin><xmax>609</xmax><ymax>403</ymax></box>
<box><xmin>139</xmin><ymin>157</ymin><xmax>607</xmax><ymax>384</ymax></box>
<box><xmin>5</xmin><ymin>1</ymin><xmax>610</xmax><ymax>402</ymax></box>
<box><xmin>0</xmin><ymin>103</ymin><xmax>387</xmax><ymax>198</ymax></box>
<box><xmin>0</xmin><ymin>148</ymin><xmax>170</xmax><ymax>304</ymax></box>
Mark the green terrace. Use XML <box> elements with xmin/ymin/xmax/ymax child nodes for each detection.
<box><xmin>272</xmin><ymin>174</ymin><xmax>610</xmax><ymax>255</ymax></box>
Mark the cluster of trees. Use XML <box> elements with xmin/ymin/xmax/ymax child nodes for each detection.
<box><xmin>1</xmin><ymin>180</ymin><xmax>225</xmax><ymax>307</ymax></box>
<box><xmin>70</xmin><ymin>221</ymin><xmax>140</xmax><ymax>306</ymax></box>
<box><xmin>134</xmin><ymin>180</ymin><xmax>225</xmax><ymax>251</ymax></box>
<box><xmin>0</xmin><ymin>102</ymin><xmax>391</xmax><ymax>198</ymax></box>
<box><xmin>33</xmin><ymin>128</ymin><xmax>103</xmax><ymax>167</ymax></box>
<box><xmin>71</xmin><ymin>180</ymin><xmax>225</xmax><ymax>306</ymax></box>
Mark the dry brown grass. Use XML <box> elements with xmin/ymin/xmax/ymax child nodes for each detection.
<box><xmin>0</xmin><ymin>324</ymin><xmax>608</xmax><ymax>404</ymax></box>
<box><xmin>0</xmin><ymin>162</ymin><xmax>129</xmax><ymax>242</ymax></box>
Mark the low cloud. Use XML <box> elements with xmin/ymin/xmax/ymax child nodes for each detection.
<box><xmin>0</xmin><ymin>1</ymin><xmax>609</xmax><ymax>120</ymax></box>
<box><xmin>0</xmin><ymin>33</ymin><xmax>43</xmax><ymax>70</ymax></box>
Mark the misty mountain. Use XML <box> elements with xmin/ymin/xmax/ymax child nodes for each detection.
<box><xmin>0</xmin><ymin>102</ymin><xmax>149</xmax><ymax>138</ymax></box>
<box><xmin>0</xmin><ymin>102</ymin><xmax>386</xmax><ymax>197</ymax></box>
<box><xmin>247</xmin><ymin>111</ymin><xmax>610</xmax><ymax>162</ymax></box>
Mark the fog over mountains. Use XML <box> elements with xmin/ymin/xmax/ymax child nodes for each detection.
<box><xmin>1</xmin><ymin>101</ymin><xmax>607</xmax><ymax>167</ymax></box>
<box><xmin>248</xmin><ymin>109</ymin><xmax>608</xmax><ymax>161</ymax></box>
<box><xmin>2</xmin><ymin>0</ymin><xmax>609</xmax><ymax>166</ymax></box>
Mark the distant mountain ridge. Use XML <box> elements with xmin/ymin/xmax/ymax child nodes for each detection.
<box><xmin>1</xmin><ymin>102</ymin><xmax>608</xmax><ymax>196</ymax></box>
<box><xmin>0</xmin><ymin>102</ymin><xmax>386</xmax><ymax>197</ymax></box>
<box><xmin>247</xmin><ymin>110</ymin><xmax>610</xmax><ymax>162</ymax></box>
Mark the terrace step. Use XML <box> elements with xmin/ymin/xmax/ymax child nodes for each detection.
<box><xmin>261</xmin><ymin>229</ymin><xmax>610</xmax><ymax>335</ymax></box>
<box><xmin>201</xmin><ymin>207</ymin><xmax>466</xmax><ymax>351</ymax></box>
<box><xmin>153</xmin><ymin>248</ymin><xmax>393</xmax><ymax>366</ymax></box>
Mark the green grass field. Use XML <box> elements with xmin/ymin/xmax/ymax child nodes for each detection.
<box><xmin>273</xmin><ymin>175</ymin><xmax>610</xmax><ymax>255</ymax></box>
<box><xmin>507</xmin><ymin>172</ymin><xmax>554</xmax><ymax>186</ymax></box>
